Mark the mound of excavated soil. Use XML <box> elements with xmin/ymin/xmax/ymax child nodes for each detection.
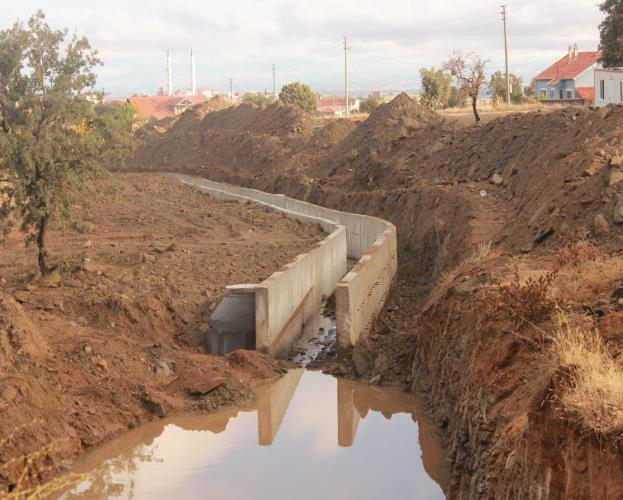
<box><xmin>129</xmin><ymin>100</ymin><xmax>315</xmax><ymax>180</ymax></box>
<box><xmin>0</xmin><ymin>173</ymin><xmax>324</xmax><ymax>492</ymax></box>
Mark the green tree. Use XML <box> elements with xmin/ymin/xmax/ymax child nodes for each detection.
<box><xmin>448</xmin><ymin>85</ymin><xmax>465</xmax><ymax>108</ymax></box>
<box><xmin>0</xmin><ymin>11</ymin><xmax>133</xmax><ymax>275</ymax></box>
<box><xmin>278</xmin><ymin>82</ymin><xmax>317</xmax><ymax>113</ymax></box>
<box><xmin>599</xmin><ymin>0</ymin><xmax>623</xmax><ymax>67</ymax></box>
<box><xmin>524</xmin><ymin>78</ymin><xmax>537</xmax><ymax>99</ymax></box>
<box><xmin>242</xmin><ymin>92</ymin><xmax>274</xmax><ymax>109</ymax></box>
<box><xmin>419</xmin><ymin>67</ymin><xmax>453</xmax><ymax>109</ymax></box>
<box><xmin>359</xmin><ymin>96</ymin><xmax>380</xmax><ymax>114</ymax></box>
<box><xmin>489</xmin><ymin>71</ymin><xmax>523</xmax><ymax>103</ymax></box>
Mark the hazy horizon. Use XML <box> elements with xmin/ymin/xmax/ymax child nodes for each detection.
<box><xmin>0</xmin><ymin>0</ymin><xmax>605</xmax><ymax>98</ymax></box>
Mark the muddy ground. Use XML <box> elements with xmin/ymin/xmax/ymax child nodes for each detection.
<box><xmin>128</xmin><ymin>95</ymin><xmax>623</xmax><ymax>498</ymax></box>
<box><xmin>0</xmin><ymin>173</ymin><xmax>324</xmax><ymax>494</ymax></box>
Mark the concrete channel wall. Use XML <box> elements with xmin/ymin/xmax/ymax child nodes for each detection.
<box><xmin>167</xmin><ymin>173</ymin><xmax>397</xmax><ymax>355</ymax></box>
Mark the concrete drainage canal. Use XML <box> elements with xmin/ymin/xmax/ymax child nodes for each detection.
<box><xmin>53</xmin><ymin>175</ymin><xmax>449</xmax><ymax>498</ymax></box>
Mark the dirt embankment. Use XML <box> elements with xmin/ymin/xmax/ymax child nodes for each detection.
<box><xmin>129</xmin><ymin>96</ymin><xmax>623</xmax><ymax>497</ymax></box>
<box><xmin>0</xmin><ymin>173</ymin><xmax>324</xmax><ymax>494</ymax></box>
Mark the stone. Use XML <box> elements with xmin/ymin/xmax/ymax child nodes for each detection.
<box><xmin>593</xmin><ymin>214</ymin><xmax>610</xmax><ymax>236</ymax></box>
<box><xmin>84</xmin><ymin>240</ymin><xmax>92</xmax><ymax>249</ymax></box>
<box><xmin>490</xmin><ymin>173</ymin><xmax>504</xmax><ymax>186</ymax></box>
<box><xmin>155</xmin><ymin>360</ymin><xmax>172</xmax><ymax>377</ymax></box>
<box><xmin>611</xmin><ymin>287</ymin><xmax>623</xmax><ymax>301</ymax></box>
<box><xmin>613</xmin><ymin>199</ymin><xmax>623</xmax><ymax>224</ymax></box>
<box><xmin>606</xmin><ymin>167</ymin><xmax>623</xmax><ymax>186</ymax></box>
<box><xmin>84</xmin><ymin>345</ymin><xmax>93</xmax><ymax>354</ymax></box>
<box><xmin>611</xmin><ymin>155</ymin><xmax>623</xmax><ymax>168</ymax></box>
<box><xmin>352</xmin><ymin>344</ymin><xmax>373</xmax><ymax>376</ymax></box>
<box><xmin>533</xmin><ymin>226</ymin><xmax>554</xmax><ymax>244</ymax></box>
<box><xmin>140</xmin><ymin>252</ymin><xmax>157</xmax><ymax>264</ymax></box>
<box><xmin>142</xmin><ymin>395</ymin><xmax>166</xmax><ymax>417</ymax></box>
<box><xmin>81</xmin><ymin>258</ymin><xmax>98</xmax><ymax>273</ymax></box>
<box><xmin>46</xmin><ymin>269</ymin><xmax>63</xmax><ymax>286</ymax></box>
<box><xmin>374</xmin><ymin>354</ymin><xmax>390</xmax><ymax>374</ymax></box>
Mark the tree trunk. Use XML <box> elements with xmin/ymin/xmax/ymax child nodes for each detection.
<box><xmin>37</xmin><ymin>215</ymin><xmax>51</xmax><ymax>276</ymax></box>
<box><xmin>472</xmin><ymin>95</ymin><xmax>481</xmax><ymax>123</ymax></box>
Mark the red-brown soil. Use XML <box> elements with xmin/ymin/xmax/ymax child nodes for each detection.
<box><xmin>0</xmin><ymin>173</ymin><xmax>323</xmax><ymax>493</ymax></box>
<box><xmin>127</xmin><ymin>95</ymin><xmax>623</xmax><ymax>497</ymax></box>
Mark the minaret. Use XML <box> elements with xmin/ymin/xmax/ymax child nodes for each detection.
<box><xmin>190</xmin><ymin>47</ymin><xmax>196</xmax><ymax>96</ymax></box>
<box><xmin>167</xmin><ymin>49</ymin><xmax>172</xmax><ymax>97</ymax></box>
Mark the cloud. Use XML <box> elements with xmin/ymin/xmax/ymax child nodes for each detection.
<box><xmin>0</xmin><ymin>0</ymin><xmax>604</xmax><ymax>97</ymax></box>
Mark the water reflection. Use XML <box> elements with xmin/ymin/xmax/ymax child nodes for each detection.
<box><xmin>59</xmin><ymin>371</ymin><xmax>447</xmax><ymax>500</ymax></box>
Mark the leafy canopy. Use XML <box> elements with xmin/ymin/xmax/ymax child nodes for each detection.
<box><xmin>242</xmin><ymin>92</ymin><xmax>274</xmax><ymax>109</ymax></box>
<box><xmin>359</xmin><ymin>96</ymin><xmax>380</xmax><ymax>114</ymax></box>
<box><xmin>489</xmin><ymin>71</ymin><xmax>524</xmax><ymax>103</ymax></box>
<box><xmin>419</xmin><ymin>67</ymin><xmax>454</xmax><ymax>109</ymax></box>
<box><xmin>278</xmin><ymin>82</ymin><xmax>317</xmax><ymax>113</ymax></box>
<box><xmin>0</xmin><ymin>10</ymin><xmax>133</xmax><ymax>274</ymax></box>
<box><xmin>599</xmin><ymin>0</ymin><xmax>623</xmax><ymax>67</ymax></box>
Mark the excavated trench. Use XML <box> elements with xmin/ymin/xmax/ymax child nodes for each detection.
<box><xmin>54</xmin><ymin>316</ymin><xmax>449</xmax><ymax>500</ymax></box>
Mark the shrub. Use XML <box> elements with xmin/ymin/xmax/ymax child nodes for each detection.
<box><xmin>545</xmin><ymin>312</ymin><xmax>623</xmax><ymax>440</ymax></box>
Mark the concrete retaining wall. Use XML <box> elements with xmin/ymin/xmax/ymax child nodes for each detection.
<box><xmin>167</xmin><ymin>173</ymin><xmax>397</xmax><ymax>354</ymax></box>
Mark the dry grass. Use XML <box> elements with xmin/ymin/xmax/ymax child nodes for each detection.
<box><xmin>548</xmin><ymin>238</ymin><xmax>623</xmax><ymax>306</ymax></box>
<box><xmin>0</xmin><ymin>422</ymin><xmax>82</xmax><ymax>499</ymax></box>
<box><xmin>549</xmin><ymin>255</ymin><xmax>623</xmax><ymax>305</ymax></box>
<box><xmin>545</xmin><ymin>312</ymin><xmax>623</xmax><ymax>439</ymax></box>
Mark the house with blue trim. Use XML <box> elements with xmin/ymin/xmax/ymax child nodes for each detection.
<box><xmin>534</xmin><ymin>45</ymin><xmax>601</xmax><ymax>104</ymax></box>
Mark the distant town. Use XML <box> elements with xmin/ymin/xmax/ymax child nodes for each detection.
<box><xmin>99</xmin><ymin>43</ymin><xmax>623</xmax><ymax>121</ymax></box>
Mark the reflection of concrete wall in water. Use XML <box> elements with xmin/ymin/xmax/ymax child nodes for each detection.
<box><xmin>167</xmin><ymin>173</ymin><xmax>397</xmax><ymax>356</ymax></box>
<box><xmin>336</xmin><ymin>378</ymin><xmax>448</xmax><ymax>487</ymax></box>
<box><xmin>337</xmin><ymin>378</ymin><xmax>361</xmax><ymax>447</ymax></box>
<box><xmin>255</xmin><ymin>368</ymin><xmax>304</xmax><ymax>445</ymax></box>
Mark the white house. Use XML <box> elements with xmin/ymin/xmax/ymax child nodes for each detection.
<box><xmin>595</xmin><ymin>68</ymin><xmax>623</xmax><ymax>107</ymax></box>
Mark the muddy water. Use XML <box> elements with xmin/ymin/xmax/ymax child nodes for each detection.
<box><xmin>59</xmin><ymin>371</ymin><xmax>447</xmax><ymax>499</ymax></box>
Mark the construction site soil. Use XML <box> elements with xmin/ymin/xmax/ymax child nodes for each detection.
<box><xmin>0</xmin><ymin>173</ymin><xmax>325</xmax><ymax>494</ymax></box>
<box><xmin>129</xmin><ymin>95</ymin><xmax>623</xmax><ymax>498</ymax></box>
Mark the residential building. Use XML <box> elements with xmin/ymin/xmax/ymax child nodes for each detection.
<box><xmin>534</xmin><ymin>45</ymin><xmax>601</xmax><ymax>104</ymax></box>
<box><xmin>127</xmin><ymin>95</ymin><xmax>208</xmax><ymax>120</ymax></box>
<box><xmin>317</xmin><ymin>95</ymin><xmax>360</xmax><ymax>116</ymax></box>
<box><xmin>595</xmin><ymin>68</ymin><xmax>623</xmax><ymax>107</ymax></box>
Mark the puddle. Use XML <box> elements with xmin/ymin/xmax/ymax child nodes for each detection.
<box><xmin>58</xmin><ymin>371</ymin><xmax>447</xmax><ymax>499</ymax></box>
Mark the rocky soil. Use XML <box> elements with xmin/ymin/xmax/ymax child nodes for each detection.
<box><xmin>0</xmin><ymin>173</ymin><xmax>324</xmax><ymax>494</ymax></box>
<box><xmin>128</xmin><ymin>95</ymin><xmax>623</xmax><ymax>498</ymax></box>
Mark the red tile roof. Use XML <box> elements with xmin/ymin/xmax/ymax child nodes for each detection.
<box><xmin>575</xmin><ymin>87</ymin><xmax>595</xmax><ymax>101</ymax></box>
<box><xmin>128</xmin><ymin>95</ymin><xmax>208</xmax><ymax>120</ymax></box>
<box><xmin>534</xmin><ymin>51</ymin><xmax>601</xmax><ymax>84</ymax></box>
<box><xmin>317</xmin><ymin>96</ymin><xmax>357</xmax><ymax>107</ymax></box>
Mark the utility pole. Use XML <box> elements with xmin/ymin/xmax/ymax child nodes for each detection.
<box><xmin>501</xmin><ymin>5</ymin><xmax>510</xmax><ymax>105</ymax></box>
<box><xmin>343</xmin><ymin>35</ymin><xmax>350</xmax><ymax>117</ymax></box>
<box><xmin>190</xmin><ymin>46</ymin><xmax>196</xmax><ymax>96</ymax></box>
<box><xmin>166</xmin><ymin>49</ymin><xmax>172</xmax><ymax>97</ymax></box>
<box><xmin>229</xmin><ymin>78</ymin><xmax>233</xmax><ymax>102</ymax></box>
<box><xmin>272</xmin><ymin>64</ymin><xmax>277</xmax><ymax>101</ymax></box>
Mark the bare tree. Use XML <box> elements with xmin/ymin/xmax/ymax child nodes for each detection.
<box><xmin>443</xmin><ymin>52</ymin><xmax>488</xmax><ymax>123</ymax></box>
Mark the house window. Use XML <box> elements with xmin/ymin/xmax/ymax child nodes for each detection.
<box><xmin>559</xmin><ymin>89</ymin><xmax>563</xmax><ymax>99</ymax></box>
<box><xmin>600</xmin><ymin>80</ymin><xmax>605</xmax><ymax>100</ymax></box>
<box><xmin>549</xmin><ymin>89</ymin><xmax>555</xmax><ymax>99</ymax></box>
<box><xmin>565</xmin><ymin>89</ymin><xmax>573</xmax><ymax>100</ymax></box>
<box><xmin>540</xmin><ymin>90</ymin><xmax>546</xmax><ymax>98</ymax></box>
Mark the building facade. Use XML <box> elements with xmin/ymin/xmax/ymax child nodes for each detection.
<box><xmin>534</xmin><ymin>46</ymin><xmax>601</xmax><ymax>104</ymax></box>
<box><xmin>595</xmin><ymin>68</ymin><xmax>623</xmax><ymax>107</ymax></box>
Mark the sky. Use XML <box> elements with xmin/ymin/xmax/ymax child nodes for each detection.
<box><xmin>0</xmin><ymin>0</ymin><xmax>605</xmax><ymax>98</ymax></box>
